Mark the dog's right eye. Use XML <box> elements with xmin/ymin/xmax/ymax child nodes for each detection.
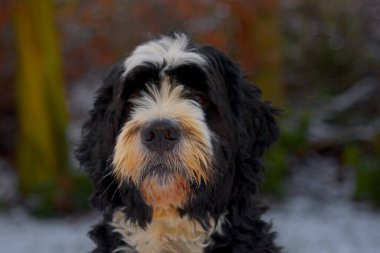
<box><xmin>192</xmin><ymin>91</ymin><xmax>209</xmax><ymax>108</ymax></box>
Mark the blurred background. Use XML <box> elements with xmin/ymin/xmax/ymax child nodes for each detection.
<box><xmin>1</xmin><ymin>0</ymin><xmax>380</xmax><ymax>252</ymax></box>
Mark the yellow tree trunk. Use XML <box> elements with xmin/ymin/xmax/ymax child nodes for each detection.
<box><xmin>13</xmin><ymin>0</ymin><xmax>70</xmax><ymax>214</ymax></box>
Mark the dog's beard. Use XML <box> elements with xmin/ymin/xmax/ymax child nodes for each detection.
<box><xmin>139</xmin><ymin>154</ymin><xmax>187</xmax><ymax>181</ymax></box>
<box><xmin>141</xmin><ymin>172</ymin><xmax>190</xmax><ymax>210</ymax></box>
<box><xmin>112</xmin><ymin>81</ymin><xmax>214</xmax><ymax>209</ymax></box>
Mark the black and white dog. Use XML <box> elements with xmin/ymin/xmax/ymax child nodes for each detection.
<box><xmin>77</xmin><ymin>33</ymin><xmax>280</xmax><ymax>253</ymax></box>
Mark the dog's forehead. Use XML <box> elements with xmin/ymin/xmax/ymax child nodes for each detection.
<box><xmin>122</xmin><ymin>33</ymin><xmax>207</xmax><ymax>78</ymax></box>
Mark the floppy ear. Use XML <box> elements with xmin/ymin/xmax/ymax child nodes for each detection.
<box><xmin>199</xmin><ymin>45</ymin><xmax>278</xmax><ymax>157</ymax></box>
<box><xmin>241</xmin><ymin>81</ymin><xmax>279</xmax><ymax>157</ymax></box>
<box><xmin>231</xmin><ymin>80</ymin><xmax>279</xmax><ymax>196</ymax></box>
<box><xmin>239</xmin><ymin>81</ymin><xmax>279</xmax><ymax>157</ymax></box>
<box><xmin>76</xmin><ymin>63</ymin><xmax>125</xmax><ymax>210</ymax></box>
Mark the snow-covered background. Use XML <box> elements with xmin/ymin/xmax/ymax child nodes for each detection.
<box><xmin>0</xmin><ymin>210</ymin><xmax>95</xmax><ymax>253</ymax></box>
<box><xmin>265</xmin><ymin>156</ymin><xmax>380</xmax><ymax>253</ymax></box>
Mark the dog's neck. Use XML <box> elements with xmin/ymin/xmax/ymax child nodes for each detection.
<box><xmin>111</xmin><ymin>208</ymin><xmax>224</xmax><ymax>253</ymax></box>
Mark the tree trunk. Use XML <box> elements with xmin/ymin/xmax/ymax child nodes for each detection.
<box><xmin>13</xmin><ymin>0</ymin><xmax>71</xmax><ymax>215</ymax></box>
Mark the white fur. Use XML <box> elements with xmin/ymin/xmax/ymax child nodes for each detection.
<box><xmin>122</xmin><ymin>33</ymin><xmax>206</xmax><ymax>78</ymax></box>
<box><xmin>111</xmin><ymin>209</ymin><xmax>226</xmax><ymax>253</ymax></box>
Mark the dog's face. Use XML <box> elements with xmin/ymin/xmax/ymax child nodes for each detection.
<box><xmin>113</xmin><ymin>78</ymin><xmax>214</xmax><ymax>209</ymax></box>
<box><xmin>77</xmin><ymin>33</ymin><xmax>278</xmax><ymax>225</ymax></box>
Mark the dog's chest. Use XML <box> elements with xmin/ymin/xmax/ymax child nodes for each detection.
<box><xmin>111</xmin><ymin>209</ymin><xmax>220</xmax><ymax>253</ymax></box>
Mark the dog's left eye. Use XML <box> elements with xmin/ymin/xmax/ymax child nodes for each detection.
<box><xmin>192</xmin><ymin>91</ymin><xmax>209</xmax><ymax>107</ymax></box>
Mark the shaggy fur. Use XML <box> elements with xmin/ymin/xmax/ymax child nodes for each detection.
<box><xmin>77</xmin><ymin>33</ymin><xmax>281</xmax><ymax>253</ymax></box>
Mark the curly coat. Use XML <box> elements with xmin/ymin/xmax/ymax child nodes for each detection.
<box><xmin>77</xmin><ymin>33</ymin><xmax>281</xmax><ymax>253</ymax></box>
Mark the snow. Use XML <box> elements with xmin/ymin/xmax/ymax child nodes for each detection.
<box><xmin>0</xmin><ymin>209</ymin><xmax>97</xmax><ymax>253</ymax></box>
<box><xmin>265</xmin><ymin>155</ymin><xmax>380</xmax><ymax>253</ymax></box>
<box><xmin>265</xmin><ymin>197</ymin><xmax>380</xmax><ymax>253</ymax></box>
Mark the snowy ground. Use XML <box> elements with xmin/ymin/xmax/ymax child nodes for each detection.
<box><xmin>1</xmin><ymin>156</ymin><xmax>380</xmax><ymax>253</ymax></box>
<box><xmin>266</xmin><ymin>197</ymin><xmax>380</xmax><ymax>253</ymax></box>
<box><xmin>0</xmin><ymin>209</ymin><xmax>96</xmax><ymax>253</ymax></box>
<box><xmin>265</xmin><ymin>155</ymin><xmax>380</xmax><ymax>253</ymax></box>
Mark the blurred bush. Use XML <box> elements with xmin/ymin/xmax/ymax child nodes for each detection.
<box><xmin>343</xmin><ymin>140</ymin><xmax>380</xmax><ymax>206</ymax></box>
<box><xmin>262</xmin><ymin>110</ymin><xmax>311</xmax><ymax>196</ymax></box>
<box><xmin>261</xmin><ymin>0</ymin><xmax>380</xmax><ymax>205</ymax></box>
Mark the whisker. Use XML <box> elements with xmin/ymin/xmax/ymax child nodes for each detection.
<box><xmin>112</xmin><ymin>177</ymin><xmax>127</xmax><ymax>201</ymax></box>
<box><xmin>98</xmin><ymin>169</ymin><xmax>114</xmax><ymax>184</ymax></box>
<box><xmin>97</xmin><ymin>155</ymin><xmax>116</xmax><ymax>184</ymax></box>
<box><xmin>100</xmin><ymin>177</ymin><xmax>117</xmax><ymax>199</ymax></box>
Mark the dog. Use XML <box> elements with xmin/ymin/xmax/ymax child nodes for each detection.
<box><xmin>77</xmin><ymin>33</ymin><xmax>280</xmax><ymax>253</ymax></box>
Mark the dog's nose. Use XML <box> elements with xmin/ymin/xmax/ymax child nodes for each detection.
<box><xmin>141</xmin><ymin>120</ymin><xmax>180</xmax><ymax>152</ymax></box>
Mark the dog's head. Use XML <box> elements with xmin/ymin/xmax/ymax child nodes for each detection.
<box><xmin>77</xmin><ymin>33</ymin><xmax>278</xmax><ymax>225</ymax></box>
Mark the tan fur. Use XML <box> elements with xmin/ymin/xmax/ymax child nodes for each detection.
<box><xmin>113</xmin><ymin>122</ymin><xmax>146</xmax><ymax>183</ymax></box>
<box><xmin>178</xmin><ymin>116</ymin><xmax>214</xmax><ymax>184</ymax></box>
<box><xmin>141</xmin><ymin>175</ymin><xmax>190</xmax><ymax>209</ymax></box>
<box><xmin>111</xmin><ymin>209</ymin><xmax>225</xmax><ymax>253</ymax></box>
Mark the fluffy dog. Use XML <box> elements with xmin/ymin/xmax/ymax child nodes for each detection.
<box><xmin>77</xmin><ymin>33</ymin><xmax>280</xmax><ymax>253</ymax></box>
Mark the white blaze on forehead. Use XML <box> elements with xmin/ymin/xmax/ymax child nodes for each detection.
<box><xmin>122</xmin><ymin>33</ymin><xmax>206</xmax><ymax>77</ymax></box>
<box><xmin>130</xmin><ymin>80</ymin><xmax>204</xmax><ymax>128</ymax></box>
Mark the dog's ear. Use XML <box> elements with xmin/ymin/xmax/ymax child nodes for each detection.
<box><xmin>239</xmin><ymin>81</ymin><xmax>279</xmax><ymax>157</ymax></box>
<box><xmin>199</xmin><ymin>45</ymin><xmax>279</xmax><ymax>155</ymax></box>
<box><xmin>76</xmin><ymin>63</ymin><xmax>125</xmax><ymax>210</ymax></box>
<box><xmin>232</xmin><ymin>81</ymin><xmax>279</xmax><ymax>194</ymax></box>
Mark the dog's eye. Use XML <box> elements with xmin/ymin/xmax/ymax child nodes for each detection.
<box><xmin>192</xmin><ymin>91</ymin><xmax>209</xmax><ymax>107</ymax></box>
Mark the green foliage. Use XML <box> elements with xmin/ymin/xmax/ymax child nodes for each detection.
<box><xmin>261</xmin><ymin>110</ymin><xmax>310</xmax><ymax>196</ymax></box>
<box><xmin>70</xmin><ymin>173</ymin><xmax>93</xmax><ymax>212</ymax></box>
<box><xmin>343</xmin><ymin>143</ymin><xmax>380</xmax><ymax>206</ymax></box>
<box><xmin>261</xmin><ymin>144</ymin><xmax>288</xmax><ymax>196</ymax></box>
<box><xmin>28</xmin><ymin>171</ymin><xmax>92</xmax><ymax>217</ymax></box>
<box><xmin>29</xmin><ymin>181</ymin><xmax>61</xmax><ymax>217</ymax></box>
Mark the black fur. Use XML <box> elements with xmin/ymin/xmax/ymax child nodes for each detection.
<box><xmin>77</xmin><ymin>34</ymin><xmax>281</xmax><ymax>253</ymax></box>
